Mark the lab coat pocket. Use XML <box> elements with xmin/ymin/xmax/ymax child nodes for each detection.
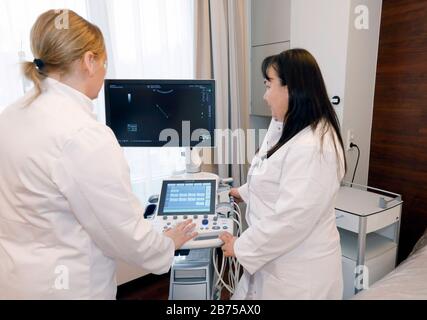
<box><xmin>257</xmin><ymin>261</ymin><xmax>311</xmax><ymax>299</ymax></box>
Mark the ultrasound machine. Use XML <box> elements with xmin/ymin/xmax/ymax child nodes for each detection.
<box><xmin>104</xmin><ymin>79</ymin><xmax>240</xmax><ymax>300</ymax></box>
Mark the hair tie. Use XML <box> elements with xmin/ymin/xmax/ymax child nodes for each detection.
<box><xmin>33</xmin><ymin>58</ymin><xmax>45</xmax><ymax>70</ymax></box>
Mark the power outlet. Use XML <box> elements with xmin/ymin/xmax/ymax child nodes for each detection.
<box><xmin>346</xmin><ymin>129</ymin><xmax>355</xmax><ymax>151</ymax></box>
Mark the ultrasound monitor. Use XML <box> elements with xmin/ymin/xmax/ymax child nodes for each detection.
<box><xmin>157</xmin><ymin>180</ymin><xmax>216</xmax><ymax>216</ymax></box>
<box><xmin>104</xmin><ymin>79</ymin><xmax>215</xmax><ymax>147</ymax></box>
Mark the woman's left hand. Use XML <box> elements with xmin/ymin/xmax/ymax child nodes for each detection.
<box><xmin>219</xmin><ymin>232</ymin><xmax>237</xmax><ymax>257</ymax></box>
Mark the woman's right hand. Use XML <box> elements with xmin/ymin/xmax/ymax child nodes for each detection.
<box><xmin>163</xmin><ymin>219</ymin><xmax>198</xmax><ymax>250</ymax></box>
<box><xmin>229</xmin><ymin>188</ymin><xmax>244</xmax><ymax>204</ymax></box>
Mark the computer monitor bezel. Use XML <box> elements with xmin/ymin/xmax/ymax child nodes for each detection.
<box><xmin>157</xmin><ymin>179</ymin><xmax>217</xmax><ymax>216</ymax></box>
<box><xmin>104</xmin><ymin>79</ymin><xmax>216</xmax><ymax>147</ymax></box>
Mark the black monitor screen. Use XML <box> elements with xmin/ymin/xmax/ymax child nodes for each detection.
<box><xmin>104</xmin><ymin>79</ymin><xmax>215</xmax><ymax>147</ymax></box>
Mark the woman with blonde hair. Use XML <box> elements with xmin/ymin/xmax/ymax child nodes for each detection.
<box><xmin>0</xmin><ymin>10</ymin><xmax>196</xmax><ymax>299</ymax></box>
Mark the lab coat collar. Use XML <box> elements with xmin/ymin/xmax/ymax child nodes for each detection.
<box><xmin>270</xmin><ymin>118</ymin><xmax>283</xmax><ymax>135</ymax></box>
<box><xmin>43</xmin><ymin>77</ymin><xmax>96</xmax><ymax>118</ymax></box>
<box><xmin>262</xmin><ymin>118</ymin><xmax>283</xmax><ymax>153</ymax></box>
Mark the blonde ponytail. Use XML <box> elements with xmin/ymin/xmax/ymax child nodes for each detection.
<box><xmin>22</xmin><ymin>61</ymin><xmax>47</xmax><ymax>99</ymax></box>
<box><xmin>22</xmin><ymin>9</ymin><xmax>105</xmax><ymax>104</ymax></box>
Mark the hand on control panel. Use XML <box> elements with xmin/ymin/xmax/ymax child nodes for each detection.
<box><xmin>164</xmin><ymin>219</ymin><xmax>198</xmax><ymax>250</ymax></box>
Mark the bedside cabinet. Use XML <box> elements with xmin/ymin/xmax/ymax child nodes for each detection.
<box><xmin>335</xmin><ymin>183</ymin><xmax>402</xmax><ymax>299</ymax></box>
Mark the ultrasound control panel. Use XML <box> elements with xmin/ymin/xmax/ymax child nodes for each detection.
<box><xmin>150</xmin><ymin>179</ymin><xmax>234</xmax><ymax>249</ymax></box>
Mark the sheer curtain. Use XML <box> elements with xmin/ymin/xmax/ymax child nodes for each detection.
<box><xmin>194</xmin><ymin>0</ymin><xmax>250</xmax><ymax>184</ymax></box>
<box><xmin>0</xmin><ymin>0</ymin><xmax>195</xmax><ymax>205</ymax></box>
<box><xmin>0</xmin><ymin>0</ymin><xmax>87</xmax><ymax>111</ymax></box>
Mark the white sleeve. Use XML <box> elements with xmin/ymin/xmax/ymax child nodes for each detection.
<box><xmin>237</xmin><ymin>183</ymin><xmax>249</xmax><ymax>203</ymax></box>
<box><xmin>52</xmin><ymin>124</ymin><xmax>175</xmax><ymax>274</ymax></box>
<box><xmin>234</xmin><ymin>144</ymin><xmax>338</xmax><ymax>275</ymax></box>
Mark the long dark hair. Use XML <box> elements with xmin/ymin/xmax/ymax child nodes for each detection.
<box><xmin>262</xmin><ymin>48</ymin><xmax>346</xmax><ymax>172</ymax></box>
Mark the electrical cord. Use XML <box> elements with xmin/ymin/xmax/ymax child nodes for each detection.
<box><xmin>212</xmin><ymin>200</ymin><xmax>242</xmax><ymax>298</ymax></box>
<box><xmin>350</xmin><ymin>142</ymin><xmax>360</xmax><ymax>184</ymax></box>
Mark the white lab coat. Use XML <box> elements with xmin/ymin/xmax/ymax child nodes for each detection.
<box><xmin>0</xmin><ymin>78</ymin><xmax>175</xmax><ymax>299</ymax></box>
<box><xmin>233</xmin><ymin>119</ymin><xmax>344</xmax><ymax>300</ymax></box>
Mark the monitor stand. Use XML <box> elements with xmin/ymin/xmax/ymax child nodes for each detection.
<box><xmin>185</xmin><ymin>147</ymin><xmax>203</xmax><ymax>174</ymax></box>
<box><xmin>172</xmin><ymin>147</ymin><xmax>219</xmax><ymax>182</ymax></box>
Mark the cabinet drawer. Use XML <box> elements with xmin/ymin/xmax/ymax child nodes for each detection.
<box><xmin>335</xmin><ymin>205</ymin><xmax>401</xmax><ymax>234</ymax></box>
<box><xmin>366</xmin><ymin>205</ymin><xmax>401</xmax><ymax>233</ymax></box>
<box><xmin>335</xmin><ymin>209</ymin><xmax>359</xmax><ymax>233</ymax></box>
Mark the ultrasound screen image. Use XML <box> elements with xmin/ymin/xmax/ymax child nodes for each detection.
<box><xmin>105</xmin><ymin>80</ymin><xmax>215</xmax><ymax>147</ymax></box>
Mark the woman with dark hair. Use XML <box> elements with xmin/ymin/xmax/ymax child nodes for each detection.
<box><xmin>219</xmin><ymin>49</ymin><xmax>346</xmax><ymax>299</ymax></box>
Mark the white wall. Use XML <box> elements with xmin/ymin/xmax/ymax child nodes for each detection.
<box><xmin>250</xmin><ymin>0</ymin><xmax>290</xmax><ymax>117</ymax></box>
<box><xmin>248</xmin><ymin>0</ymin><xmax>382</xmax><ymax>185</ymax></box>
<box><xmin>251</xmin><ymin>0</ymin><xmax>291</xmax><ymax>47</ymax></box>
<box><xmin>290</xmin><ymin>0</ymin><xmax>382</xmax><ymax>185</ymax></box>
<box><xmin>290</xmin><ymin>0</ymin><xmax>351</xmax><ymax>125</ymax></box>
<box><xmin>341</xmin><ymin>0</ymin><xmax>382</xmax><ymax>185</ymax></box>
<box><xmin>249</xmin><ymin>0</ymin><xmax>291</xmax><ymax>152</ymax></box>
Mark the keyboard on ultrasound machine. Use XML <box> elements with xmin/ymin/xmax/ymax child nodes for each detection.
<box><xmin>151</xmin><ymin>179</ymin><xmax>234</xmax><ymax>250</ymax></box>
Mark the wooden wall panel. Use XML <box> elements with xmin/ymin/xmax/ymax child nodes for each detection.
<box><xmin>369</xmin><ymin>0</ymin><xmax>427</xmax><ymax>262</ymax></box>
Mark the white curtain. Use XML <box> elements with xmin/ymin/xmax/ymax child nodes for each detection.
<box><xmin>0</xmin><ymin>0</ymin><xmax>88</xmax><ymax>111</ymax></box>
<box><xmin>0</xmin><ymin>0</ymin><xmax>195</xmax><ymax>205</ymax></box>
<box><xmin>195</xmin><ymin>0</ymin><xmax>250</xmax><ymax>184</ymax></box>
<box><xmin>227</xmin><ymin>0</ymin><xmax>250</xmax><ymax>186</ymax></box>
